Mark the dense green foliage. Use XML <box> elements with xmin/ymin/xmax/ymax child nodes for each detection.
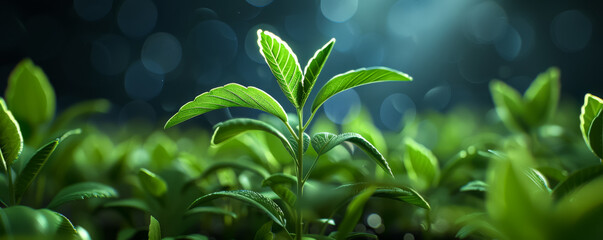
<box><xmin>1</xmin><ymin>32</ymin><xmax>603</xmax><ymax>240</ymax></box>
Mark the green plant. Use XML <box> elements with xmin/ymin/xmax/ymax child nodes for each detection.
<box><xmin>165</xmin><ymin>29</ymin><xmax>425</xmax><ymax>239</ymax></box>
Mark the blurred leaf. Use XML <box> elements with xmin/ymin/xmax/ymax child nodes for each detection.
<box><xmin>287</xmin><ymin>132</ymin><xmax>310</xmax><ymax>158</ymax></box>
<box><xmin>490</xmin><ymin>80</ymin><xmax>527</xmax><ymax>132</ymax></box>
<box><xmin>580</xmin><ymin>93</ymin><xmax>603</xmax><ymax>148</ymax></box>
<box><xmin>254</xmin><ymin>221</ymin><xmax>274</xmax><ymax>240</ymax></box>
<box><xmin>312</xmin><ymin>132</ymin><xmax>393</xmax><ymax>177</ymax></box>
<box><xmin>148</xmin><ymin>215</ymin><xmax>161</xmax><ymax>240</ymax></box>
<box><xmin>165</xmin><ymin>83</ymin><xmax>288</xmax><ymax>129</ymax></box>
<box><xmin>198</xmin><ymin>161</ymin><xmax>270</xmax><ymax>180</ymax></box>
<box><xmin>554</xmin><ymin>176</ymin><xmax>603</xmax><ymax>238</ymax></box>
<box><xmin>552</xmin><ymin>165</ymin><xmax>603</xmax><ymax>200</ymax></box>
<box><xmin>47</xmin><ymin>182</ymin><xmax>118</xmax><ymax>209</ymax></box>
<box><xmin>262</xmin><ymin>174</ymin><xmax>297</xmax><ymax>209</ymax></box>
<box><xmin>301</xmin><ymin>38</ymin><xmax>335</xmax><ymax>106</ymax></box>
<box><xmin>523</xmin><ymin>67</ymin><xmax>560</xmax><ymax>126</ymax></box>
<box><xmin>184</xmin><ymin>207</ymin><xmax>238</xmax><ymax>219</ymax></box>
<box><xmin>0</xmin><ymin>97</ymin><xmax>23</xmax><ymax>167</ymax></box>
<box><xmin>14</xmin><ymin>140</ymin><xmax>58</xmax><ymax>202</ymax></box>
<box><xmin>460</xmin><ymin>180</ymin><xmax>488</xmax><ymax>192</ymax></box>
<box><xmin>163</xmin><ymin>234</ymin><xmax>209</xmax><ymax>240</ymax></box>
<box><xmin>0</xmin><ymin>206</ymin><xmax>79</xmax><ymax>239</ymax></box>
<box><xmin>5</xmin><ymin>59</ymin><xmax>56</xmax><ymax>126</ymax></box>
<box><xmin>188</xmin><ymin>190</ymin><xmax>286</xmax><ymax>227</ymax></box>
<box><xmin>404</xmin><ymin>138</ymin><xmax>440</xmax><ymax>189</ymax></box>
<box><xmin>311</xmin><ymin>67</ymin><xmax>412</xmax><ymax>114</ymax></box>
<box><xmin>342</xmin><ymin>108</ymin><xmax>387</xmax><ymax>155</ymax></box>
<box><xmin>329</xmin><ymin>232</ymin><xmax>377</xmax><ymax>240</ymax></box>
<box><xmin>262</xmin><ymin>173</ymin><xmax>297</xmax><ymax>187</ymax></box>
<box><xmin>257</xmin><ymin>29</ymin><xmax>303</xmax><ymax>109</ymax></box>
<box><xmin>587</xmin><ymin>110</ymin><xmax>603</xmax><ymax>159</ymax></box>
<box><xmin>104</xmin><ymin>198</ymin><xmax>151</xmax><ymax>213</ymax></box>
<box><xmin>138</xmin><ymin>168</ymin><xmax>168</xmax><ymax>197</ymax></box>
<box><xmin>76</xmin><ymin>226</ymin><xmax>91</xmax><ymax>240</ymax></box>
<box><xmin>525</xmin><ymin>168</ymin><xmax>551</xmax><ymax>193</ymax></box>
<box><xmin>49</xmin><ymin>99</ymin><xmax>110</xmax><ymax>134</ymax></box>
<box><xmin>335</xmin><ymin>186</ymin><xmax>375</xmax><ymax>240</ymax></box>
<box><xmin>212</xmin><ymin>118</ymin><xmax>294</xmax><ymax>154</ymax></box>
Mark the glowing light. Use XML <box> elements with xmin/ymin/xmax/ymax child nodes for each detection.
<box><xmin>367</xmin><ymin>213</ymin><xmax>382</xmax><ymax>228</ymax></box>
<box><xmin>380</xmin><ymin>93</ymin><xmax>416</xmax><ymax>131</ymax></box>
<box><xmin>141</xmin><ymin>32</ymin><xmax>182</xmax><ymax>74</ymax></box>
<box><xmin>246</xmin><ymin>0</ymin><xmax>273</xmax><ymax>7</ymax></box>
<box><xmin>465</xmin><ymin>1</ymin><xmax>507</xmax><ymax>43</ymax></box>
<box><xmin>324</xmin><ymin>89</ymin><xmax>360</xmax><ymax>124</ymax></box>
<box><xmin>321</xmin><ymin>0</ymin><xmax>358</xmax><ymax>23</ymax></box>
<box><xmin>423</xmin><ymin>85</ymin><xmax>452</xmax><ymax>110</ymax></box>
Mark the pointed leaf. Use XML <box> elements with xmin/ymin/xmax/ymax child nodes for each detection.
<box><xmin>49</xmin><ymin>99</ymin><xmax>110</xmax><ymax>133</ymax></box>
<box><xmin>523</xmin><ymin>67</ymin><xmax>560</xmax><ymax>126</ymax></box>
<box><xmin>198</xmin><ymin>161</ymin><xmax>270</xmax><ymax>180</ymax></box>
<box><xmin>490</xmin><ymin>80</ymin><xmax>527</xmax><ymax>132</ymax></box>
<box><xmin>329</xmin><ymin>232</ymin><xmax>377</xmax><ymax>240</ymax></box>
<box><xmin>257</xmin><ymin>29</ymin><xmax>303</xmax><ymax>108</ymax></box>
<box><xmin>104</xmin><ymin>198</ymin><xmax>151</xmax><ymax>213</ymax></box>
<box><xmin>460</xmin><ymin>180</ymin><xmax>488</xmax><ymax>192</ymax></box>
<box><xmin>14</xmin><ymin>140</ymin><xmax>58</xmax><ymax>202</ymax></box>
<box><xmin>301</xmin><ymin>38</ymin><xmax>335</xmax><ymax>106</ymax></box>
<box><xmin>288</xmin><ymin>132</ymin><xmax>310</xmax><ymax>157</ymax></box>
<box><xmin>335</xmin><ymin>187</ymin><xmax>375</xmax><ymax>240</ymax></box>
<box><xmin>254</xmin><ymin>221</ymin><xmax>274</xmax><ymax>240</ymax></box>
<box><xmin>149</xmin><ymin>215</ymin><xmax>161</xmax><ymax>240</ymax></box>
<box><xmin>262</xmin><ymin>173</ymin><xmax>297</xmax><ymax>187</ymax></box>
<box><xmin>47</xmin><ymin>182</ymin><xmax>118</xmax><ymax>209</ymax></box>
<box><xmin>188</xmin><ymin>190</ymin><xmax>286</xmax><ymax>227</ymax></box>
<box><xmin>138</xmin><ymin>168</ymin><xmax>168</xmax><ymax>197</ymax></box>
<box><xmin>404</xmin><ymin>138</ymin><xmax>440</xmax><ymax>189</ymax></box>
<box><xmin>312</xmin><ymin>132</ymin><xmax>394</xmax><ymax>177</ymax></box>
<box><xmin>0</xmin><ymin>97</ymin><xmax>23</xmax><ymax>167</ymax></box>
<box><xmin>185</xmin><ymin>207</ymin><xmax>238</xmax><ymax>219</ymax></box>
<box><xmin>524</xmin><ymin>168</ymin><xmax>551</xmax><ymax>193</ymax></box>
<box><xmin>580</xmin><ymin>93</ymin><xmax>603</xmax><ymax>146</ymax></box>
<box><xmin>262</xmin><ymin>174</ymin><xmax>297</xmax><ymax>209</ymax></box>
<box><xmin>165</xmin><ymin>83</ymin><xmax>288</xmax><ymax>129</ymax></box>
<box><xmin>552</xmin><ymin>165</ymin><xmax>603</xmax><ymax>200</ymax></box>
<box><xmin>311</xmin><ymin>67</ymin><xmax>412</xmax><ymax>113</ymax></box>
<box><xmin>212</xmin><ymin>118</ymin><xmax>294</xmax><ymax>154</ymax></box>
<box><xmin>5</xmin><ymin>59</ymin><xmax>56</xmax><ymax>126</ymax></box>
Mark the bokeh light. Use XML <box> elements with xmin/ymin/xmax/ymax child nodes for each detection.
<box><xmin>550</xmin><ymin>10</ymin><xmax>592</xmax><ymax>52</ymax></box>
<box><xmin>188</xmin><ymin>20</ymin><xmax>238</xmax><ymax>65</ymax></box>
<box><xmin>495</xmin><ymin>26</ymin><xmax>522</xmax><ymax>61</ymax></box>
<box><xmin>90</xmin><ymin>34</ymin><xmax>131</xmax><ymax>76</ymax></box>
<box><xmin>380</xmin><ymin>93</ymin><xmax>416</xmax><ymax>131</ymax></box>
<box><xmin>324</xmin><ymin>89</ymin><xmax>360</xmax><ymax>124</ymax></box>
<box><xmin>73</xmin><ymin>0</ymin><xmax>112</xmax><ymax>21</ymax></box>
<box><xmin>117</xmin><ymin>0</ymin><xmax>157</xmax><ymax>38</ymax></box>
<box><xmin>321</xmin><ymin>0</ymin><xmax>358</xmax><ymax>23</ymax></box>
<box><xmin>124</xmin><ymin>61</ymin><xmax>164</xmax><ymax>101</ymax></box>
<box><xmin>141</xmin><ymin>32</ymin><xmax>182</xmax><ymax>74</ymax></box>
<box><xmin>465</xmin><ymin>1</ymin><xmax>508</xmax><ymax>44</ymax></box>
<box><xmin>423</xmin><ymin>85</ymin><xmax>452</xmax><ymax>110</ymax></box>
<box><xmin>246</xmin><ymin>0</ymin><xmax>273</xmax><ymax>7</ymax></box>
<box><xmin>367</xmin><ymin>213</ymin><xmax>382</xmax><ymax>228</ymax></box>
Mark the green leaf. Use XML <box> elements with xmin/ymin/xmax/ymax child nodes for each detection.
<box><xmin>198</xmin><ymin>161</ymin><xmax>270</xmax><ymax>180</ymax></box>
<box><xmin>490</xmin><ymin>80</ymin><xmax>527</xmax><ymax>132</ymax></box>
<box><xmin>184</xmin><ymin>207</ymin><xmax>238</xmax><ymax>219</ymax></box>
<box><xmin>262</xmin><ymin>174</ymin><xmax>297</xmax><ymax>209</ymax></box>
<box><xmin>49</xmin><ymin>99</ymin><xmax>110</xmax><ymax>134</ymax></box>
<box><xmin>404</xmin><ymin>138</ymin><xmax>440</xmax><ymax>189</ymax></box>
<box><xmin>14</xmin><ymin>140</ymin><xmax>58</xmax><ymax>202</ymax></box>
<box><xmin>334</xmin><ymin>183</ymin><xmax>430</xmax><ymax>210</ymax></box>
<box><xmin>163</xmin><ymin>234</ymin><xmax>209</xmax><ymax>240</ymax></box>
<box><xmin>588</xmin><ymin>110</ymin><xmax>603</xmax><ymax>159</ymax></box>
<box><xmin>0</xmin><ymin>206</ymin><xmax>79</xmax><ymax>239</ymax></box>
<box><xmin>138</xmin><ymin>168</ymin><xmax>168</xmax><ymax>197</ymax></box>
<box><xmin>165</xmin><ymin>83</ymin><xmax>288</xmax><ymax>129</ymax></box>
<box><xmin>312</xmin><ymin>132</ymin><xmax>394</xmax><ymax>177</ymax></box>
<box><xmin>329</xmin><ymin>232</ymin><xmax>377</xmax><ymax>240</ymax></box>
<box><xmin>5</xmin><ymin>59</ymin><xmax>56</xmax><ymax>126</ymax></box>
<box><xmin>552</xmin><ymin>165</ymin><xmax>603</xmax><ymax>200</ymax></box>
<box><xmin>188</xmin><ymin>190</ymin><xmax>286</xmax><ymax>228</ymax></box>
<box><xmin>335</xmin><ymin>187</ymin><xmax>375</xmax><ymax>240</ymax></box>
<box><xmin>47</xmin><ymin>182</ymin><xmax>118</xmax><ymax>209</ymax></box>
<box><xmin>288</xmin><ymin>132</ymin><xmax>310</xmax><ymax>157</ymax></box>
<box><xmin>524</xmin><ymin>168</ymin><xmax>551</xmax><ymax>193</ymax></box>
<box><xmin>523</xmin><ymin>67</ymin><xmax>560</xmax><ymax>126</ymax></box>
<box><xmin>580</xmin><ymin>93</ymin><xmax>603</xmax><ymax>147</ymax></box>
<box><xmin>301</xmin><ymin>38</ymin><xmax>335</xmax><ymax>106</ymax></box>
<box><xmin>460</xmin><ymin>180</ymin><xmax>488</xmax><ymax>192</ymax></box>
<box><xmin>212</xmin><ymin>118</ymin><xmax>294</xmax><ymax>154</ymax></box>
<box><xmin>0</xmin><ymin>97</ymin><xmax>23</xmax><ymax>168</ymax></box>
<box><xmin>311</xmin><ymin>67</ymin><xmax>412</xmax><ymax>114</ymax></box>
<box><xmin>254</xmin><ymin>221</ymin><xmax>274</xmax><ymax>240</ymax></box>
<box><xmin>257</xmin><ymin>29</ymin><xmax>303</xmax><ymax>109</ymax></box>
<box><xmin>104</xmin><ymin>198</ymin><xmax>151</xmax><ymax>213</ymax></box>
<box><xmin>149</xmin><ymin>215</ymin><xmax>161</xmax><ymax>240</ymax></box>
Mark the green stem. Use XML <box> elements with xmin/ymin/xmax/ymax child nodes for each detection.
<box><xmin>7</xmin><ymin>167</ymin><xmax>14</xmax><ymax>206</ymax></box>
<box><xmin>295</xmin><ymin>111</ymin><xmax>304</xmax><ymax>240</ymax></box>
<box><xmin>302</xmin><ymin>112</ymin><xmax>316</xmax><ymax>131</ymax></box>
<box><xmin>302</xmin><ymin>156</ymin><xmax>320</xmax><ymax>184</ymax></box>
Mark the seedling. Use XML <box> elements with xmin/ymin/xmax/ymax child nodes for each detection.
<box><xmin>166</xmin><ymin>29</ymin><xmax>420</xmax><ymax>239</ymax></box>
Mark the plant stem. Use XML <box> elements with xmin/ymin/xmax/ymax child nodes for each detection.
<box><xmin>295</xmin><ymin>110</ymin><xmax>304</xmax><ymax>240</ymax></box>
<box><xmin>7</xmin><ymin>166</ymin><xmax>14</xmax><ymax>206</ymax></box>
